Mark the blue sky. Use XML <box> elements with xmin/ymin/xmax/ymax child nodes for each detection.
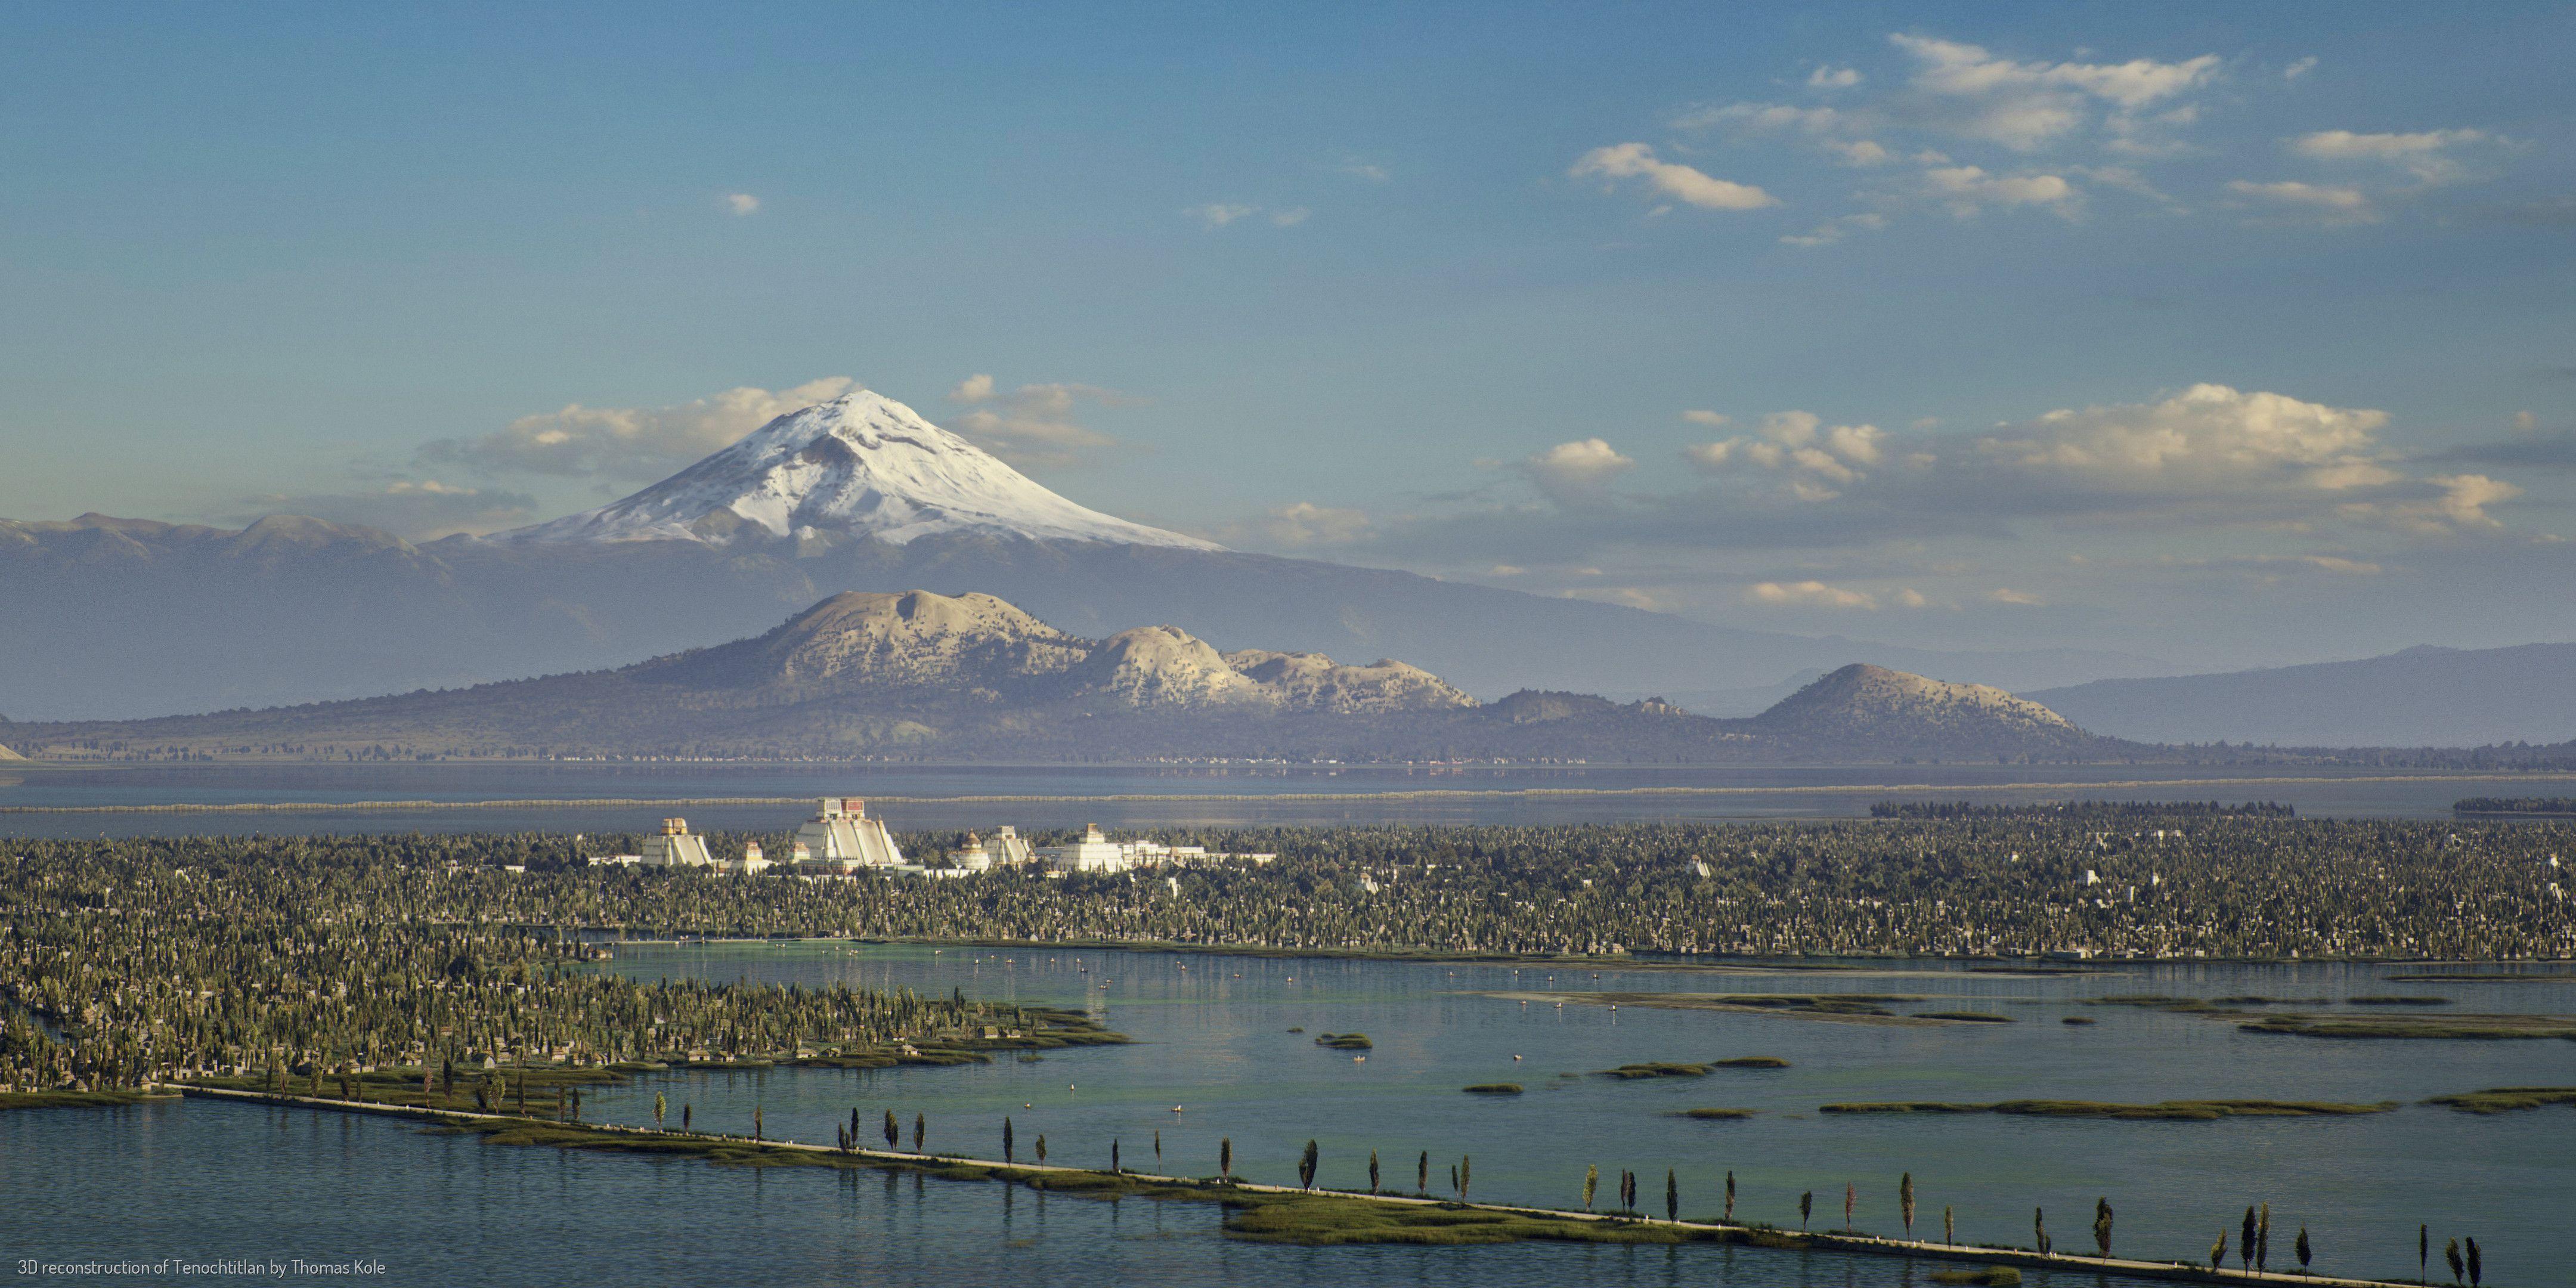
<box><xmin>2</xmin><ymin>2</ymin><xmax>2571</xmax><ymax>670</ymax></box>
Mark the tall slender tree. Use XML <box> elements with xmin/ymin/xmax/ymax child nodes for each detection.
<box><xmin>1417</xmin><ymin>1150</ymin><xmax>1428</xmax><ymax>1196</ymax></box>
<box><xmin>1220</xmin><ymin>1137</ymin><xmax>1231</xmax><ymax>1180</ymax></box>
<box><xmin>1112</xmin><ymin>1139</ymin><xmax>1122</xmax><ymax>1174</ymax></box>
<box><xmin>2297</xmin><ymin>1226</ymin><xmax>2311</xmax><ymax>1272</ymax></box>
<box><xmin>2243</xmin><ymin>1208</ymin><xmax>2258</xmax><ymax>1273</ymax></box>
<box><xmin>2035</xmin><ymin>1207</ymin><xmax>2049</xmax><ymax>1255</ymax></box>
<box><xmin>2258</xmin><ymin>1202</ymin><xmax>2271</xmax><ymax>1272</ymax></box>
<box><xmin>2210</xmin><ymin>1230</ymin><xmax>2228</xmax><ymax>1272</ymax></box>
<box><xmin>1003</xmin><ymin>1116</ymin><xmax>1015</xmax><ymax>1164</ymax></box>
<box><xmin>1665</xmin><ymin>1169</ymin><xmax>1677</xmax><ymax>1224</ymax></box>
<box><xmin>1584</xmin><ymin>1164</ymin><xmax>1599</xmax><ymax>1212</ymax></box>
<box><xmin>1368</xmin><ymin>1149</ymin><xmax>1380</xmax><ymax>1195</ymax></box>
<box><xmin>2466</xmin><ymin>1236</ymin><xmax>2481</xmax><ymax>1287</ymax></box>
<box><xmin>1800</xmin><ymin>1191</ymin><xmax>1813</xmax><ymax>1231</ymax></box>
<box><xmin>1035</xmin><ymin>1134</ymin><xmax>1047</xmax><ymax>1165</ymax></box>
<box><xmin>1845</xmin><ymin>1182</ymin><xmax>1855</xmax><ymax>1233</ymax></box>
<box><xmin>913</xmin><ymin>1111</ymin><xmax>924</xmax><ymax>1153</ymax></box>
<box><xmin>1900</xmin><ymin>1173</ymin><xmax>1915</xmax><ymax>1240</ymax></box>
<box><xmin>654</xmin><ymin>1092</ymin><xmax>665</xmax><ymax>1128</ymax></box>
<box><xmin>753</xmin><ymin>1106</ymin><xmax>763</xmax><ymax>1141</ymax></box>
<box><xmin>1725</xmin><ymin>1171</ymin><xmax>1736</xmax><ymax>1223</ymax></box>
<box><xmin>1298</xmin><ymin>1140</ymin><xmax>1318</xmax><ymax>1189</ymax></box>
<box><xmin>2420</xmin><ymin>1225</ymin><xmax>2430</xmax><ymax>1284</ymax></box>
<box><xmin>2444</xmin><ymin>1237</ymin><xmax>2463</xmax><ymax>1286</ymax></box>
<box><xmin>1945</xmin><ymin>1205</ymin><xmax>1955</xmax><ymax>1246</ymax></box>
<box><xmin>2094</xmin><ymin>1197</ymin><xmax>2114</xmax><ymax>1259</ymax></box>
<box><xmin>1153</xmin><ymin>1130</ymin><xmax>1162</xmax><ymax>1170</ymax></box>
<box><xmin>1460</xmin><ymin>1156</ymin><xmax>1470</xmax><ymax>1200</ymax></box>
<box><xmin>883</xmin><ymin>1110</ymin><xmax>897</xmax><ymax>1151</ymax></box>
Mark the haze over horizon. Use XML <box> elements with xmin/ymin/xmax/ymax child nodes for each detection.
<box><xmin>4</xmin><ymin>3</ymin><xmax>2572</xmax><ymax>675</ymax></box>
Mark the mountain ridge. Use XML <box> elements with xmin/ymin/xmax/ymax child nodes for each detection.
<box><xmin>1</xmin><ymin>591</ymin><xmax>2110</xmax><ymax>763</ymax></box>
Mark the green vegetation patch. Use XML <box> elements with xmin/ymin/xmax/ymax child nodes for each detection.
<box><xmin>0</xmin><ymin>1088</ymin><xmax>173</xmax><ymax>1112</ymax></box>
<box><xmin>1598</xmin><ymin>1061</ymin><xmax>1714</xmax><ymax>1079</ymax></box>
<box><xmin>2060</xmin><ymin>1017</ymin><xmax>2097</xmax><ymax>1026</ymax></box>
<box><xmin>1711</xmin><ymin>1056</ymin><xmax>1791</xmax><ymax>1067</ymax></box>
<box><xmin>2238</xmin><ymin>1013</ymin><xmax>2576</xmax><ymax>1040</ymax></box>
<box><xmin>1671</xmin><ymin>1107</ymin><xmax>1755</xmax><ymax>1120</ymax></box>
<box><xmin>2347</xmin><ymin>995</ymin><xmax>2451</xmax><ymax>1006</ymax></box>
<box><xmin>1222</xmin><ymin>1193</ymin><xmax>1701</xmax><ymax>1247</ymax></box>
<box><xmin>1819</xmin><ymin>1098</ymin><xmax>2395</xmax><ymax>1120</ymax></box>
<box><xmin>1913</xmin><ymin>1011</ymin><xmax>2015</xmax><ymax>1023</ymax></box>
<box><xmin>1462</xmin><ymin>1083</ymin><xmax>1524</xmax><ymax>1095</ymax></box>
<box><xmin>2425</xmin><ymin>1086</ymin><xmax>2576</xmax><ymax>1114</ymax></box>
<box><xmin>1314</xmin><ymin>1033</ymin><xmax>1373</xmax><ymax>1050</ymax></box>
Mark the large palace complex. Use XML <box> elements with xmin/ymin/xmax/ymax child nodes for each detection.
<box><xmin>593</xmin><ymin>798</ymin><xmax>1272</xmax><ymax>878</ymax></box>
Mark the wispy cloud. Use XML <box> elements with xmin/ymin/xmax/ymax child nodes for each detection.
<box><xmin>1568</xmin><ymin>143</ymin><xmax>1777</xmax><ymax>211</ymax></box>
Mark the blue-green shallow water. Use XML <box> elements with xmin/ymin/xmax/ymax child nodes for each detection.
<box><xmin>7</xmin><ymin>761</ymin><xmax>2574</xmax><ymax>837</ymax></box>
<box><xmin>5</xmin><ymin>947</ymin><xmax>2567</xmax><ymax>1284</ymax></box>
<box><xmin>0</xmin><ymin>1098</ymin><xmax>1965</xmax><ymax>1287</ymax></box>
<box><xmin>598</xmin><ymin>946</ymin><xmax>2561</xmax><ymax>1283</ymax></box>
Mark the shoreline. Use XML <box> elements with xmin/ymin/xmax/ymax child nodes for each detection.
<box><xmin>11</xmin><ymin>769</ymin><xmax>2576</xmax><ymax>815</ymax></box>
<box><xmin>159</xmin><ymin>1084</ymin><xmax>2416</xmax><ymax>1288</ymax></box>
<box><xmin>603</xmin><ymin>934</ymin><xmax>2576</xmax><ymax>971</ymax></box>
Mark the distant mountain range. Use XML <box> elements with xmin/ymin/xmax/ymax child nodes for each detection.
<box><xmin>2026</xmin><ymin>643</ymin><xmax>2576</xmax><ymax>747</ymax></box>
<box><xmin>2</xmin><ymin>590</ymin><xmax>2120</xmax><ymax>763</ymax></box>
<box><xmin>0</xmin><ymin>389</ymin><xmax>2165</xmax><ymax>722</ymax></box>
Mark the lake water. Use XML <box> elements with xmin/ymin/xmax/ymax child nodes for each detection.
<box><xmin>7</xmin><ymin>766</ymin><xmax>2570</xmax><ymax>1286</ymax></box>
<box><xmin>5</xmin><ymin>760</ymin><xmax>2572</xmax><ymax>838</ymax></box>
<box><xmin>9</xmin><ymin>944</ymin><xmax>2567</xmax><ymax>1286</ymax></box>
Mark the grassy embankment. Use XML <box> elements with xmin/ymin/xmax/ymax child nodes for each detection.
<box><xmin>2086</xmin><ymin>995</ymin><xmax>2576</xmax><ymax>1040</ymax></box>
<box><xmin>2425</xmin><ymin>1087</ymin><xmax>2576</xmax><ymax>1113</ymax></box>
<box><xmin>0</xmin><ymin>1088</ymin><xmax>177</xmax><ymax>1112</ymax></box>
<box><xmin>1820</xmin><ymin>1100</ymin><xmax>2395</xmax><ymax>1120</ymax></box>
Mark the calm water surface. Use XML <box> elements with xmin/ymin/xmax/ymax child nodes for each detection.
<box><xmin>6</xmin><ymin>761</ymin><xmax>2572</xmax><ymax>837</ymax></box>
<box><xmin>18</xmin><ymin>947</ymin><xmax>2560</xmax><ymax>1284</ymax></box>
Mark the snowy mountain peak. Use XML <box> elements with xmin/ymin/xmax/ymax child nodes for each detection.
<box><xmin>493</xmin><ymin>389</ymin><xmax>1220</xmax><ymax>550</ymax></box>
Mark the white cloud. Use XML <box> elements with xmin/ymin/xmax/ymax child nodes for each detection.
<box><xmin>1682</xmin><ymin>410</ymin><xmax>1731</xmax><ymax>428</ymax></box>
<box><xmin>1270</xmin><ymin>207</ymin><xmax>1311</xmax><ymax>227</ymax></box>
<box><xmin>2283</xmin><ymin>57</ymin><xmax>2318</xmax><ymax>80</ymax></box>
<box><xmin>425</xmin><ymin>377</ymin><xmax>857</xmax><ymax>479</ymax></box>
<box><xmin>2425</xmin><ymin>474</ymin><xmax>2519</xmax><ymax>528</ymax></box>
<box><xmin>1825</xmin><ymin>139</ymin><xmax>1895</xmax><ymax>166</ymax></box>
<box><xmin>1524</xmin><ymin>438</ymin><xmax>1637</xmax><ymax>504</ymax></box>
<box><xmin>1924</xmin><ymin>165</ymin><xmax>2077</xmax><ymax>216</ymax></box>
<box><xmin>1247</xmin><ymin>501</ymin><xmax>1372</xmax><ymax>548</ymax></box>
<box><xmin>1888</xmin><ymin>33</ymin><xmax>2220</xmax><ymax>150</ymax></box>
<box><xmin>1977</xmin><ymin>383</ymin><xmax>2395</xmax><ymax>494</ymax></box>
<box><xmin>1809</xmin><ymin>66</ymin><xmax>1863</xmax><ymax>89</ymax></box>
<box><xmin>1779</xmin><ymin>212</ymin><xmax>1886</xmax><ymax>247</ymax></box>
<box><xmin>1894</xmin><ymin>587</ymin><xmax>1930</xmax><ymax>608</ymax></box>
<box><xmin>2226</xmin><ymin>179</ymin><xmax>2379</xmax><ymax>225</ymax></box>
<box><xmin>1569</xmin><ymin>143</ymin><xmax>1778</xmax><ymax>211</ymax></box>
<box><xmin>1749</xmin><ymin>580</ymin><xmax>1880</xmax><ymax>609</ymax></box>
<box><xmin>945</xmin><ymin>375</ymin><xmax>1128</xmax><ymax>469</ymax></box>
<box><xmin>1186</xmin><ymin>203</ymin><xmax>1259</xmax><ymax>227</ymax></box>
<box><xmin>1987</xmin><ymin>587</ymin><xmax>2045</xmax><ymax>606</ymax></box>
<box><xmin>2292</xmin><ymin>128</ymin><xmax>2491</xmax><ymax>184</ymax></box>
<box><xmin>242</xmin><ymin>478</ymin><xmax>540</xmax><ymax>541</ymax></box>
<box><xmin>724</xmin><ymin>193</ymin><xmax>760</xmax><ymax>216</ymax></box>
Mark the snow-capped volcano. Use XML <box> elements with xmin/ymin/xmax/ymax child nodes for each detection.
<box><xmin>493</xmin><ymin>389</ymin><xmax>1219</xmax><ymax>550</ymax></box>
